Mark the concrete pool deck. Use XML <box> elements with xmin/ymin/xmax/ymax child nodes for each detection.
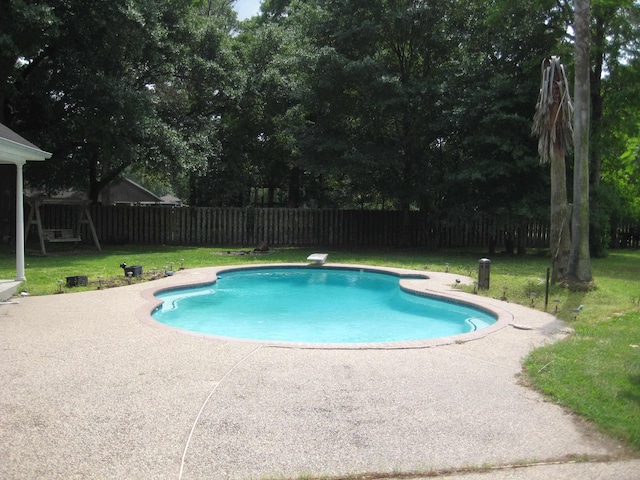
<box><xmin>1</xmin><ymin>264</ymin><xmax>638</xmax><ymax>479</ymax></box>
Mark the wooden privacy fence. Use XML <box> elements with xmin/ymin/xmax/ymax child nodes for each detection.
<box><xmin>27</xmin><ymin>204</ymin><xmax>554</xmax><ymax>250</ymax></box>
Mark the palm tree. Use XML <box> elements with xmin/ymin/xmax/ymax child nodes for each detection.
<box><xmin>532</xmin><ymin>56</ymin><xmax>573</xmax><ymax>283</ymax></box>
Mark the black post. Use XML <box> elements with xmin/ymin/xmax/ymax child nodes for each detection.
<box><xmin>545</xmin><ymin>267</ymin><xmax>550</xmax><ymax>311</ymax></box>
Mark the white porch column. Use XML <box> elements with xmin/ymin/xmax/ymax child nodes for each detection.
<box><xmin>15</xmin><ymin>162</ymin><xmax>26</xmax><ymax>281</ymax></box>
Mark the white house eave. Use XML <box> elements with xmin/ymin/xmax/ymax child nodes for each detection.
<box><xmin>0</xmin><ymin>138</ymin><xmax>52</xmax><ymax>164</ymax></box>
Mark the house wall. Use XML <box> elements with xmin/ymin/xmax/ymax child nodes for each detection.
<box><xmin>0</xmin><ymin>164</ymin><xmax>15</xmax><ymax>244</ymax></box>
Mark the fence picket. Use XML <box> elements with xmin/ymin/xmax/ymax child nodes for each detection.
<box><xmin>23</xmin><ymin>204</ymin><xmax>564</xmax><ymax>250</ymax></box>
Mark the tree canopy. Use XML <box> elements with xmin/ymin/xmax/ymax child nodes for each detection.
<box><xmin>2</xmin><ymin>0</ymin><xmax>639</xmax><ymax>250</ymax></box>
<box><xmin>1</xmin><ymin>0</ymin><xmax>237</xmax><ymax>201</ymax></box>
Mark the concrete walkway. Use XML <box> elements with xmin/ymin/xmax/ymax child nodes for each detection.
<box><xmin>1</xmin><ymin>265</ymin><xmax>638</xmax><ymax>479</ymax></box>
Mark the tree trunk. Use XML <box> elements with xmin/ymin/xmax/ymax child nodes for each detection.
<box><xmin>267</xmin><ymin>181</ymin><xmax>275</xmax><ymax>207</ymax></box>
<box><xmin>548</xmin><ymin>62</ymin><xmax>571</xmax><ymax>282</ymax></box>
<box><xmin>398</xmin><ymin>153</ymin><xmax>414</xmax><ymax>247</ymax></box>
<box><xmin>589</xmin><ymin>14</ymin><xmax>605</xmax><ymax>256</ymax></box>
<box><xmin>287</xmin><ymin>166</ymin><xmax>300</xmax><ymax>207</ymax></box>
<box><xmin>517</xmin><ymin>220</ymin><xmax>527</xmax><ymax>256</ymax></box>
<box><xmin>89</xmin><ymin>156</ymin><xmax>100</xmax><ymax>203</ymax></box>
<box><xmin>189</xmin><ymin>174</ymin><xmax>198</xmax><ymax>206</ymax></box>
<box><xmin>569</xmin><ymin>0</ymin><xmax>593</xmax><ymax>284</ymax></box>
<box><xmin>550</xmin><ymin>145</ymin><xmax>571</xmax><ymax>282</ymax></box>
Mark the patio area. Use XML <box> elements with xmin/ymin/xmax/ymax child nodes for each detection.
<box><xmin>1</xmin><ymin>266</ymin><xmax>637</xmax><ymax>479</ymax></box>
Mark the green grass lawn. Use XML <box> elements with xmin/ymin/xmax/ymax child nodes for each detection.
<box><xmin>1</xmin><ymin>243</ymin><xmax>639</xmax><ymax>453</ymax></box>
<box><xmin>525</xmin><ymin>312</ymin><xmax>640</xmax><ymax>451</ymax></box>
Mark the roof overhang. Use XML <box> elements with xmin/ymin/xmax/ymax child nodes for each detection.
<box><xmin>0</xmin><ymin>137</ymin><xmax>52</xmax><ymax>164</ymax></box>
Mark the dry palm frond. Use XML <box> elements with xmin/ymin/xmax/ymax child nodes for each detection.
<box><xmin>532</xmin><ymin>56</ymin><xmax>574</xmax><ymax>164</ymax></box>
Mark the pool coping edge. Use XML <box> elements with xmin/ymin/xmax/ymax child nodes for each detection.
<box><xmin>136</xmin><ymin>263</ymin><xmax>514</xmax><ymax>350</ymax></box>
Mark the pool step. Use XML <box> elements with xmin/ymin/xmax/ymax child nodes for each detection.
<box><xmin>0</xmin><ymin>280</ymin><xmax>22</xmax><ymax>301</ymax></box>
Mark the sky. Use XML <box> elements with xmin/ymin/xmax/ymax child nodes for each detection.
<box><xmin>233</xmin><ymin>0</ymin><xmax>262</xmax><ymax>20</ymax></box>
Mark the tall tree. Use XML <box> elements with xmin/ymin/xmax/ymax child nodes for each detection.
<box><xmin>532</xmin><ymin>57</ymin><xmax>573</xmax><ymax>282</ymax></box>
<box><xmin>599</xmin><ymin>58</ymin><xmax>640</xmax><ymax>244</ymax></box>
<box><xmin>2</xmin><ymin>0</ymin><xmax>235</xmax><ymax>202</ymax></box>
<box><xmin>211</xmin><ymin>12</ymin><xmax>312</xmax><ymax>207</ymax></box>
<box><xmin>569</xmin><ymin>0</ymin><xmax>593</xmax><ymax>284</ymax></box>
<box><xmin>447</xmin><ymin>0</ymin><xmax>560</xmax><ymax>245</ymax></box>
<box><xmin>0</xmin><ymin>1</ymin><xmax>55</xmax><ymax>125</ymax></box>
<box><xmin>298</xmin><ymin>0</ymin><xmax>465</xmax><ymax>222</ymax></box>
<box><xmin>588</xmin><ymin>0</ymin><xmax>640</xmax><ymax>255</ymax></box>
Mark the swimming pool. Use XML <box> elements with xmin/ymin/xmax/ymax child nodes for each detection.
<box><xmin>151</xmin><ymin>266</ymin><xmax>498</xmax><ymax>345</ymax></box>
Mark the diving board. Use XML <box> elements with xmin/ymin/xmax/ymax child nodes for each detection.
<box><xmin>307</xmin><ymin>253</ymin><xmax>328</xmax><ymax>265</ymax></box>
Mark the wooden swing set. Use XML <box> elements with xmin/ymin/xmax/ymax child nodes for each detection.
<box><xmin>24</xmin><ymin>197</ymin><xmax>101</xmax><ymax>255</ymax></box>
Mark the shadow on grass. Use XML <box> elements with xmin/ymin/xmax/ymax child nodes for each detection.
<box><xmin>622</xmin><ymin>374</ymin><xmax>640</xmax><ymax>405</ymax></box>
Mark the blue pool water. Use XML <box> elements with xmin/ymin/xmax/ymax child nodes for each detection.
<box><xmin>152</xmin><ymin>267</ymin><xmax>496</xmax><ymax>344</ymax></box>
